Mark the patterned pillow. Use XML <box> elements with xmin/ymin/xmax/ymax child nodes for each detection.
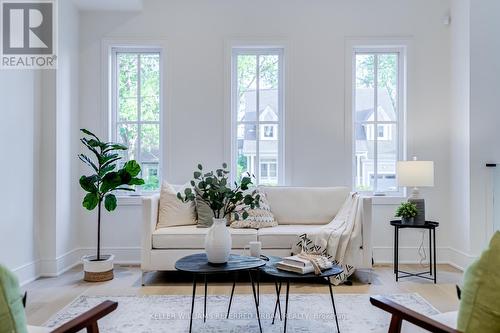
<box><xmin>230</xmin><ymin>190</ymin><xmax>278</xmax><ymax>229</ymax></box>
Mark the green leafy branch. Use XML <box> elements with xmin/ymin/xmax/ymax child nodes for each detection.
<box><xmin>177</xmin><ymin>163</ymin><xmax>260</xmax><ymax>220</ymax></box>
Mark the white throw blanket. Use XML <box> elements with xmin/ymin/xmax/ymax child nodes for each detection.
<box><xmin>292</xmin><ymin>192</ymin><xmax>363</xmax><ymax>285</ymax></box>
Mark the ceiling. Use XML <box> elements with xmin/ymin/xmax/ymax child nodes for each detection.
<box><xmin>72</xmin><ymin>0</ymin><xmax>143</xmax><ymax>11</ymax></box>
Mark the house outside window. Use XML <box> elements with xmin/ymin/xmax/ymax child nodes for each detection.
<box><xmin>353</xmin><ymin>47</ymin><xmax>405</xmax><ymax>194</ymax></box>
<box><xmin>232</xmin><ymin>47</ymin><xmax>284</xmax><ymax>186</ymax></box>
<box><xmin>110</xmin><ymin>48</ymin><xmax>163</xmax><ymax>192</ymax></box>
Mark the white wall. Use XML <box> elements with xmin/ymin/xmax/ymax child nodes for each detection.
<box><xmin>0</xmin><ymin>0</ymin><xmax>81</xmax><ymax>283</ymax></box>
<box><xmin>78</xmin><ymin>0</ymin><xmax>454</xmax><ymax>264</ymax></box>
<box><xmin>448</xmin><ymin>0</ymin><xmax>473</xmax><ymax>268</ymax></box>
<box><xmin>0</xmin><ymin>71</ymin><xmax>41</xmax><ymax>285</ymax></box>
<box><xmin>468</xmin><ymin>0</ymin><xmax>500</xmax><ymax>255</ymax></box>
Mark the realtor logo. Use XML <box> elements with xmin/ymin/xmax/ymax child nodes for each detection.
<box><xmin>1</xmin><ymin>0</ymin><xmax>57</xmax><ymax>69</ymax></box>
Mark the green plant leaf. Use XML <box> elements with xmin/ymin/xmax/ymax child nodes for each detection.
<box><xmin>99</xmin><ymin>164</ymin><xmax>116</xmax><ymax>177</ymax></box>
<box><xmin>100</xmin><ymin>171</ymin><xmax>121</xmax><ymax>193</ymax></box>
<box><xmin>124</xmin><ymin>160</ymin><xmax>141</xmax><ymax>177</ymax></box>
<box><xmin>104</xmin><ymin>194</ymin><xmax>117</xmax><ymax>211</ymax></box>
<box><xmin>222</xmin><ymin>162</ymin><xmax>228</xmax><ymax>169</ymax></box>
<box><xmin>82</xmin><ymin>192</ymin><xmax>99</xmax><ymax>210</ymax></box>
<box><xmin>194</xmin><ymin>171</ymin><xmax>202</xmax><ymax>179</ymax></box>
<box><xmin>79</xmin><ymin>175</ymin><xmax>98</xmax><ymax>193</ymax></box>
<box><xmin>128</xmin><ymin>177</ymin><xmax>145</xmax><ymax>185</ymax></box>
<box><xmin>198</xmin><ymin>164</ymin><xmax>203</xmax><ymax>170</ymax></box>
<box><xmin>80</xmin><ymin>128</ymin><xmax>100</xmax><ymax>141</ymax></box>
<box><xmin>78</xmin><ymin>154</ymin><xmax>98</xmax><ymax>172</ymax></box>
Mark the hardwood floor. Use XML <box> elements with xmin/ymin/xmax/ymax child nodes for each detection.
<box><xmin>24</xmin><ymin>264</ymin><xmax>463</xmax><ymax>326</ymax></box>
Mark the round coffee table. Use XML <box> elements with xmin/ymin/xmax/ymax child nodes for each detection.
<box><xmin>259</xmin><ymin>256</ymin><xmax>343</xmax><ymax>333</ymax></box>
<box><xmin>175</xmin><ymin>253</ymin><xmax>266</xmax><ymax>333</ymax></box>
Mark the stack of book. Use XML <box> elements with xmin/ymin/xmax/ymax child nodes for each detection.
<box><xmin>276</xmin><ymin>255</ymin><xmax>332</xmax><ymax>274</ymax></box>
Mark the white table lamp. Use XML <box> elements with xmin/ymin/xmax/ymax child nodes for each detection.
<box><xmin>397</xmin><ymin>157</ymin><xmax>434</xmax><ymax>224</ymax></box>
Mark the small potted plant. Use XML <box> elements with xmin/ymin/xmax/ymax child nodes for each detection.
<box><xmin>395</xmin><ymin>201</ymin><xmax>418</xmax><ymax>224</ymax></box>
<box><xmin>177</xmin><ymin>163</ymin><xmax>260</xmax><ymax>264</ymax></box>
<box><xmin>78</xmin><ymin>129</ymin><xmax>144</xmax><ymax>281</ymax></box>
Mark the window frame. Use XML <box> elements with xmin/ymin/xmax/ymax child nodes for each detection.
<box><xmin>110</xmin><ymin>46</ymin><xmax>164</xmax><ymax>194</ymax></box>
<box><xmin>230</xmin><ymin>47</ymin><xmax>285</xmax><ymax>186</ymax></box>
<box><xmin>351</xmin><ymin>46</ymin><xmax>407</xmax><ymax>196</ymax></box>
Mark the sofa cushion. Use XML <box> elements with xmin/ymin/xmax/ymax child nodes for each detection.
<box><xmin>230</xmin><ymin>190</ymin><xmax>278</xmax><ymax>229</ymax></box>
<box><xmin>257</xmin><ymin>225</ymin><xmax>323</xmax><ymax>249</ymax></box>
<box><xmin>0</xmin><ymin>264</ymin><xmax>28</xmax><ymax>333</ymax></box>
<box><xmin>157</xmin><ymin>182</ymin><xmax>197</xmax><ymax>229</ymax></box>
<box><xmin>259</xmin><ymin>186</ymin><xmax>350</xmax><ymax>225</ymax></box>
<box><xmin>458</xmin><ymin>231</ymin><xmax>500</xmax><ymax>333</ymax></box>
<box><xmin>153</xmin><ymin>225</ymin><xmax>257</xmax><ymax>249</ymax></box>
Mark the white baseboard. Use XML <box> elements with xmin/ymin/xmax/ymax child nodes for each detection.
<box><xmin>37</xmin><ymin>246</ymin><xmax>142</xmax><ymax>279</ymax></box>
<box><xmin>12</xmin><ymin>260</ymin><xmax>41</xmax><ymax>286</ymax></box>
<box><xmin>373</xmin><ymin>246</ymin><xmax>476</xmax><ymax>271</ymax></box>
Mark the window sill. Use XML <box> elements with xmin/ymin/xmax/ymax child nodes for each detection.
<box><xmin>370</xmin><ymin>196</ymin><xmax>406</xmax><ymax>206</ymax></box>
<box><xmin>115</xmin><ymin>196</ymin><xmax>142</xmax><ymax>206</ymax></box>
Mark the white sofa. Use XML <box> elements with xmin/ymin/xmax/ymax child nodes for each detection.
<box><xmin>141</xmin><ymin>186</ymin><xmax>372</xmax><ymax>280</ymax></box>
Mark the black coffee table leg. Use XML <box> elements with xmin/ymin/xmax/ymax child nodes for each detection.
<box><xmin>284</xmin><ymin>280</ymin><xmax>290</xmax><ymax>333</ymax></box>
<box><xmin>189</xmin><ymin>274</ymin><xmax>196</xmax><ymax>333</ymax></box>
<box><xmin>227</xmin><ymin>272</ymin><xmax>237</xmax><ymax>319</ymax></box>
<box><xmin>328</xmin><ymin>277</ymin><xmax>340</xmax><ymax>333</ymax></box>
<box><xmin>272</xmin><ymin>280</ymin><xmax>282</xmax><ymax>324</ymax></box>
<box><xmin>203</xmin><ymin>274</ymin><xmax>207</xmax><ymax>322</ymax></box>
<box><xmin>248</xmin><ymin>270</ymin><xmax>262</xmax><ymax>333</ymax></box>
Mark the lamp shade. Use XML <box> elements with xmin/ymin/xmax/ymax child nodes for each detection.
<box><xmin>397</xmin><ymin>160</ymin><xmax>434</xmax><ymax>187</ymax></box>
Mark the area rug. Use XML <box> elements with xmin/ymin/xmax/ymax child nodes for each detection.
<box><xmin>45</xmin><ymin>293</ymin><xmax>438</xmax><ymax>332</ymax></box>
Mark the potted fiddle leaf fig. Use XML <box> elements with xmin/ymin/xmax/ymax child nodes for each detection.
<box><xmin>78</xmin><ymin>129</ymin><xmax>144</xmax><ymax>282</ymax></box>
<box><xmin>177</xmin><ymin>163</ymin><xmax>260</xmax><ymax>264</ymax></box>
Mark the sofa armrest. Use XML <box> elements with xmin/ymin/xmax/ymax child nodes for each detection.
<box><xmin>370</xmin><ymin>296</ymin><xmax>460</xmax><ymax>333</ymax></box>
<box><xmin>141</xmin><ymin>194</ymin><xmax>160</xmax><ymax>269</ymax></box>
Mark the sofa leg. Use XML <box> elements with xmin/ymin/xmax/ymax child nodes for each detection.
<box><xmin>142</xmin><ymin>271</ymin><xmax>148</xmax><ymax>286</ymax></box>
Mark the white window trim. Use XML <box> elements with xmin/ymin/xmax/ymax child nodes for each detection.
<box><xmin>345</xmin><ymin>38</ymin><xmax>410</xmax><ymax>197</ymax></box>
<box><xmin>229</xmin><ymin>46</ymin><xmax>285</xmax><ymax>185</ymax></box>
<box><xmin>101</xmin><ymin>38</ymin><xmax>169</xmax><ymax>198</ymax></box>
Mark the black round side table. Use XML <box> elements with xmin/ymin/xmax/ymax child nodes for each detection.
<box><xmin>259</xmin><ymin>256</ymin><xmax>343</xmax><ymax>333</ymax></box>
<box><xmin>390</xmin><ymin>220</ymin><xmax>439</xmax><ymax>283</ymax></box>
<box><xmin>175</xmin><ymin>253</ymin><xmax>266</xmax><ymax>333</ymax></box>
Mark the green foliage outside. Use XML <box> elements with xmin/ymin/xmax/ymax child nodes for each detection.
<box><xmin>117</xmin><ymin>53</ymin><xmax>160</xmax><ymax>190</ymax></box>
<box><xmin>356</xmin><ymin>54</ymin><xmax>398</xmax><ymax>113</ymax></box>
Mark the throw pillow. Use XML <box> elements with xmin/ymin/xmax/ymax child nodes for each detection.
<box><xmin>230</xmin><ymin>190</ymin><xmax>278</xmax><ymax>229</ymax></box>
<box><xmin>195</xmin><ymin>190</ymin><xmax>214</xmax><ymax>228</ymax></box>
<box><xmin>457</xmin><ymin>231</ymin><xmax>500</xmax><ymax>333</ymax></box>
<box><xmin>157</xmin><ymin>182</ymin><xmax>197</xmax><ymax>229</ymax></box>
<box><xmin>0</xmin><ymin>265</ymin><xmax>28</xmax><ymax>333</ymax></box>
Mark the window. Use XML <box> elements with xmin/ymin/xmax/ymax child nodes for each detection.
<box><xmin>232</xmin><ymin>48</ymin><xmax>284</xmax><ymax>186</ymax></box>
<box><xmin>111</xmin><ymin>48</ymin><xmax>162</xmax><ymax>192</ymax></box>
<box><xmin>353</xmin><ymin>48</ymin><xmax>405</xmax><ymax>194</ymax></box>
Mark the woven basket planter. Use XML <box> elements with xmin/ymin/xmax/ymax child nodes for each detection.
<box><xmin>82</xmin><ymin>254</ymin><xmax>115</xmax><ymax>282</ymax></box>
<box><xmin>84</xmin><ymin>269</ymin><xmax>114</xmax><ymax>282</ymax></box>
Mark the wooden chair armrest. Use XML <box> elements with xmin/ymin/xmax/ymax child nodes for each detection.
<box><xmin>50</xmin><ymin>300</ymin><xmax>118</xmax><ymax>333</ymax></box>
<box><xmin>370</xmin><ymin>296</ymin><xmax>460</xmax><ymax>333</ymax></box>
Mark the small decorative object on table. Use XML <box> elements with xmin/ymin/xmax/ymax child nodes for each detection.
<box><xmin>78</xmin><ymin>129</ymin><xmax>144</xmax><ymax>282</ymax></box>
<box><xmin>390</xmin><ymin>220</ymin><xmax>439</xmax><ymax>283</ymax></box>
<box><xmin>395</xmin><ymin>201</ymin><xmax>418</xmax><ymax>225</ymax></box>
<box><xmin>397</xmin><ymin>157</ymin><xmax>435</xmax><ymax>224</ymax></box>
<box><xmin>177</xmin><ymin>163</ymin><xmax>260</xmax><ymax>264</ymax></box>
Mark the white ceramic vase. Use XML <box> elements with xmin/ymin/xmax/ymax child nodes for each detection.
<box><xmin>205</xmin><ymin>218</ymin><xmax>232</xmax><ymax>264</ymax></box>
